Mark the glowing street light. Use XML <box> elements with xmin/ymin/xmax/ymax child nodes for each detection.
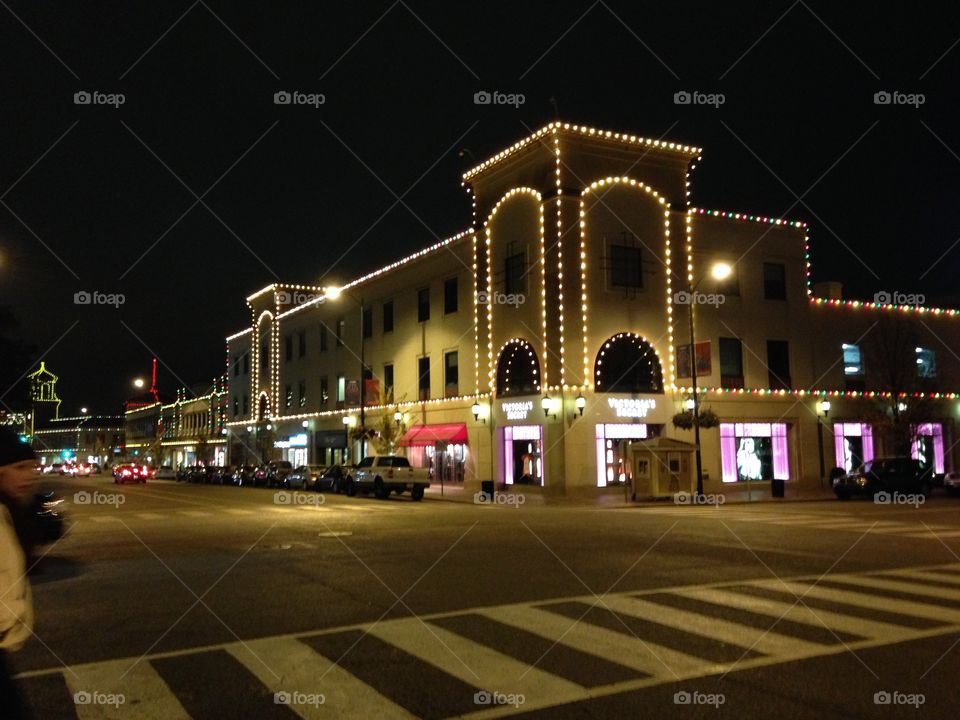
<box><xmin>133</xmin><ymin>378</ymin><xmax>145</xmax><ymax>389</ymax></box>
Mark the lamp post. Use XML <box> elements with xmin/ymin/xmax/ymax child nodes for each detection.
<box><xmin>816</xmin><ymin>399</ymin><xmax>831</xmax><ymax>487</ymax></box>
<box><xmin>326</xmin><ymin>286</ymin><xmax>368</xmax><ymax>458</ymax></box>
<box><xmin>687</xmin><ymin>261</ymin><xmax>733</xmax><ymax>497</ymax></box>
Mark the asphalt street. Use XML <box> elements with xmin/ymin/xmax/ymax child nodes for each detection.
<box><xmin>9</xmin><ymin>475</ymin><xmax>960</xmax><ymax>718</ymax></box>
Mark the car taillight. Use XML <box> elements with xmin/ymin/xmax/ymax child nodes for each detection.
<box><xmin>122</xmin><ymin>470</ymin><xmax>131</xmax><ymax>477</ymax></box>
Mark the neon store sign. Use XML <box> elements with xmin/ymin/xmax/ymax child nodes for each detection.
<box><xmin>501</xmin><ymin>400</ymin><xmax>534</xmax><ymax>421</ymax></box>
<box><xmin>607</xmin><ymin>397</ymin><xmax>657</xmax><ymax>418</ymax></box>
<box><xmin>274</xmin><ymin>433</ymin><xmax>308</xmax><ymax>449</ymax></box>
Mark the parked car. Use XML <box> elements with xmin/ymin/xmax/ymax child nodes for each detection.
<box><xmin>231</xmin><ymin>465</ymin><xmax>257</xmax><ymax>486</ymax></box>
<box><xmin>315</xmin><ymin>465</ymin><xmax>349</xmax><ymax>493</ymax></box>
<box><xmin>155</xmin><ymin>465</ymin><xmax>176</xmax><ymax>480</ymax></box>
<box><xmin>267</xmin><ymin>461</ymin><xmax>294</xmax><ymax>488</ymax></box>
<box><xmin>176</xmin><ymin>466</ymin><xmax>194</xmax><ymax>482</ymax></box>
<box><xmin>833</xmin><ymin>457</ymin><xmax>933</xmax><ymax>500</ymax></box>
<box><xmin>350</xmin><ymin>455</ymin><xmax>430</xmax><ymax>500</ymax></box>
<box><xmin>113</xmin><ymin>463</ymin><xmax>146</xmax><ymax>484</ymax></box>
<box><xmin>944</xmin><ymin>471</ymin><xmax>960</xmax><ymax>496</ymax></box>
<box><xmin>287</xmin><ymin>465</ymin><xmax>323</xmax><ymax>490</ymax></box>
<box><xmin>213</xmin><ymin>465</ymin><xmax>237</xmax><ymax>485</ymax></box>
<box><xmin>186</xmin><ymin>466</ymin><xmax>209</xmax><ymax>483</ymax></box>
<box><xmin>253</xmin><ymin>465</ymin><xmax>271</xmax><ymax>487</ymax></box>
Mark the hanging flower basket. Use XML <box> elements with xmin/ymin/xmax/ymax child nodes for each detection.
<box><xmin>672</xmin><ymin>408</ymin><xmax>720</xmax><ymax>430</ymax></box>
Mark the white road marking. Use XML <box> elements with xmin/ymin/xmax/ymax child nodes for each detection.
<box><xmin>64</xmin><ymin>658</ymin><xmax>190</xmax><ymax>720</ymax></box>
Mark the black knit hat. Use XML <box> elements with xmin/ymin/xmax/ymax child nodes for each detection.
<box><xmin>0</xmin><ymin>426</ymin><xmax>37</xmax><ymax>466</ymax></box>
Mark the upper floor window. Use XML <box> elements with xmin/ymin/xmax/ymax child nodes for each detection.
<box><xmin>383</xmin><ymin>363</ymin><xmax>394</xmax><ymax>401</ymax></box>
<box><xmin>298</xmin><ymin>380</ymin><xmax>306</xmax><ymax>408</ymax></box>
<box><xmin>319</xmin><ymin>323</ymin><xmax>328</xmax><ymax>351</ymax></box>
<box><xmin>444</xmin><ymin>277</ymin><xmax>459</xmax><ymax>314</ymax></box>
<box><xmin>444</xmin><ymin>350</ymin><xmax>459</xmax><ymax>397</ymax></box>
<box><xmin>362</xmin><ymin>306</ymin><xmax>373</xmax><ymax>339</ymax></box>
<box><xmin>719</xmin><ymin>337</ymin><xmax>744</xmax><ymax>388</ymax></box>
<box><xmin>417</xmin><ymin>288</ymin><xmax>430</xmax><ymax>322</ymax></box>
<box><xmin>285</xmin><ymin>335</ymin><xmax>293</xmax><ymax>362</ymax></box>
<box><xmin>763</xmin><ymin>263</ymin><xmax>786</xmax><ymax>300</ymax></box>
<box><xmin>916</xmin><ymin>347</ymin><xmax>936</xmax><ymax>378</ymax></box>
<box><xmin>505</xmin><ymin>252</ymin><xmax>526</xmax><ymax>295</ymax></box>
<box><xmin>260</xmin><ymin>342</ymin><xmax>269</xmax><ymax>371</ymax></box>
<box><xmin>767</xmin><ymin>340</ymin><xmax>791</xmax><ymax>389</ymax></box>
<box><xmin>418</xmin><ymin>356</ymin><xmax>430</xmax><ymax>401</ymax></box>
<box><xmin>842</xmin><ymin>343</ymin><xmax>863</xmax><ymax>376</ymax></box>
<box><xmin>233</xmin><ymin>356</ymin><xmax>240</xmax><ymax>377</ymax></box>
<box><xmin>335</xmin><ymin>319</ymin><xmax>345</xmax><ymax>347</ymax></box>
<box><xmin>610</xmin><ymin>244</ymin><xmax>643</xmax><ymax>289</ymax></box>
<box><xmin>320</xmin><ymin>376</ymin><xmax>329</xmax><ymax>406</ymax></box>
<box><xmin>383</xmin><ymin>300</ymin><xmax>394</xmax><ymax>333</ymax></box>
<box><xmin>242</xmin><ymin>353</ymin><xmax>249</xmax><ymax>374</ymax></box>
<box><xmin>285</xmin><ymin>384</ymin><xmax>293</xmax><ymax>409</ymax></box>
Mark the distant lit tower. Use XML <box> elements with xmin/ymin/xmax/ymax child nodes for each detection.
<box><xmin>27</xmin><ymin>362</ymin><xmax>61</xmax><ymax>430</ymax></box>
<box><xmin>125</xmin><ymin>358</ymin><xmax>161</xmax><ymax>411</ymax></box>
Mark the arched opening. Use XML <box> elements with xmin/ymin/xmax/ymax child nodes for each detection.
<box><xmin>594</xmin><ymin>333</ymin><xmax>663</xmax><ymax>393</ymax></box>
<box><xmin>257</xmin><ymin>394</ymin><xmax>268</xmax><ymax>421</ymax></box>
<box><xmin>495</xmin><ymin>339</ymin><xmax>541</xmax><ymax>397</ymax></box>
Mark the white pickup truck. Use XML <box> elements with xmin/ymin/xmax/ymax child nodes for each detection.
<box><xmin>348</xmin><ymin>455</ymin><xmax>431</xmax><ymax>500</ymax></box>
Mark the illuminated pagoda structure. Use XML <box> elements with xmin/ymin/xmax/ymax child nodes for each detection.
<box><xmin>219</xmin><ymin>122</ymin><xmax>960</xmax><ymax>498</ymax></box>
<box><xmin>27</xmin><ymin>361</ymin><xmax>61</xmax><ymax>429</ymax></box>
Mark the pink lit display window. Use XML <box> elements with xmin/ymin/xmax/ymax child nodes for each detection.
<box><xmin>912</xmin><ymin>423</ymin><xmax>945</xmax><ymax>474</ymax></box>
<box><xmin>720</xmin><ymin>422</ymin><xmax>790</xmax><ymax>483</ymax></box>
<box><xmin>833</xmin><ymin>423</ymin><xmax>874</xmax><ymax>473</ymax></box>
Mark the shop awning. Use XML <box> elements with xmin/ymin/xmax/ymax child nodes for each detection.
<box><xmin>398</xmin><ymin>423</ymin><xmax>469</xmax><ymax>447</ymax></box>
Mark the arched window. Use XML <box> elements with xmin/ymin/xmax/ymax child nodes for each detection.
<box><xmin>496</xmin><ymin>339</ymin><xmax>541</xmax><ymax>397</ymax></box>
<box><xmin>257</xmin><ymin>394</ymin><xmax>268</xmax><ymax>421</ymax></box>
<box><xmin>595</xmin><ymin>333</ymin><xmax>663</xmax><ymax>393</ymax></box>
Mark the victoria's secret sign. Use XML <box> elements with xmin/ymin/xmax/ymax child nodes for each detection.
<box><xmin>501</xmin><ymin>400</ymin><xmax>534</xmax><ymax>421</ymax></box>
<box><xmin>607</xmin><ymin>397</ymin><xmax>657</xmax><ymax>418</ymax></box>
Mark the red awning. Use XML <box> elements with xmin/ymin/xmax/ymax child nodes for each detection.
<box><xmin>398</xmin><ymin>423</ymin><xmax>469</xmax><ymax>447</ymax></box>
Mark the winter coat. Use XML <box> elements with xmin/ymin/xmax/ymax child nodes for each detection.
<box><xmin>0</xmin><ymin>504</ymin><xmax>32</xmax><ymax>650</ymax></box>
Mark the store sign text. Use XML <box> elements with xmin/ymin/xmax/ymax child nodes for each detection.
<box><xmin>274</xmin><ymin>433</ymin><xmax>308</xmax><ymax>449</ymax></box>
<box><xmin>607</xmin><ymin>397</ymin><xmax>657</xmax><ymax>418</ymax></box>
<box><xmin>501</xmin><ymin>400</ymin><xmax>534</xmax><ymax>421</ymax></box>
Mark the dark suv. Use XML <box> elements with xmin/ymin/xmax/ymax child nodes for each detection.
<box><xmin>833</xmin><ymin>457</ymin><xmax>933</xmax><ymax>500</ymax></box>
<box><xmin>267</xmin><ymin>461</ymin><xmax>294</xmax><ymax>488</ymax></box>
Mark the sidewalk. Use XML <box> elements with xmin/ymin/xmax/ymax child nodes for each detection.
<box><xmin>423</xmin><ymin>482</ymin><xmax>838</xmax><ymax>507</ymax></box>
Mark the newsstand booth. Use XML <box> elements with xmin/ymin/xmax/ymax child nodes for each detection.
<box><xmin>629</xmin><ymin>437</ymin><xmax>697</xmax><ymax>499</ymax></box>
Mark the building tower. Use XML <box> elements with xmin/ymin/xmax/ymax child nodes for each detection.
<box><xmin>27</xmin><ymin>361</ymin><xmax>61</xmax><ymax>430</ymax></box>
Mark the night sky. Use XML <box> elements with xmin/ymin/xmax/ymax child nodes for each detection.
<box><xmin>2</xmin><ymin>2</ymin><xmax>959</xmax><ymax>414</ymax></box>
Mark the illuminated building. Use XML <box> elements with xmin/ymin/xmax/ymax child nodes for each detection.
<box><xmin>223</xmin><ymin>122</ymin><xmax>960</xmax><ymax>497</ymax></box>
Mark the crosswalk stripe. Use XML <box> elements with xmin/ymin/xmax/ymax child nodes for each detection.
<box><xmin>369</xmin><ymin>617</ymin><xmax>584</xmax><ymax>702</ymax></box>
<box><xmin>64</xmin><ymin>658</ymin><xmax>190</xmax><ymax>720</ymax></box>
<box><xmin>769</xmin><ymin>580</ymin><xmax>960</xmax><ymax>623</ymax></box>
<box><xmin>600</xmin><ymin>596</ymin><xmax>825</xmax><ymax>658</ymax></box>
<box><xmin>882</xmin><ymin>569</ymin><xmax>960</xmax><ymax>586</ymax></box>
<box><xmin>682</xmin><ymin>587</ymin><xmax>915</xmax><ymax>641</ymax></box>
<box><xmin>229</xmin><ymin>636</ymin><xmax>416</xmax><ymax>720</ymax></box>
<box><xmin>829</xmin><ymin>574</ymin><xmax>960</xmax><ymax>602</ymax></box>
<box><xmin>481</xmin><ymin>604</ymin><xmax>709</xmax><ymax>679</ymax></box>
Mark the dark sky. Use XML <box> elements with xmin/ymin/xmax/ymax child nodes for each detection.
<box><xmin>2</xmin><ymin>1</ymin><xmax>959</xmax><ymax>414</ymax></box>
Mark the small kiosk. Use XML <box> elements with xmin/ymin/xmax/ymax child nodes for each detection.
<box><xmin>629</xmin><ymin>437</ymin><xmax>698</xmax><ymax>500</ymax></box>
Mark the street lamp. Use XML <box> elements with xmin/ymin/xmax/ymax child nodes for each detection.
<box><xmin>80</xmin><ymin>407</ymin><xmax>88</xmax><ymax>414</ymax></box>
<box><xmin>816</xmin><ymin>399</ymin><xmax>832</xmax><ymax>486</ymax></box>
<box><xmin>326</xmin><ymin>286</ymin><xmax>369</xmax><ymax>458</ymax></box>
<box><xmin>687</xmin><ymin>261</ymin><xmax>733</xmax><ymax>497</ymax></box>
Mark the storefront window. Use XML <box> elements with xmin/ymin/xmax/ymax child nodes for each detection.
<box><xmin>912</xmin><ymin>423</ymin><xmax>944</xmax><ymax>474</ymax></box>
<box><xmin>595</xmin><ymin>423</ymin><xmax>649</xmax><ymax>487</ymax></box>
<box><xmin>833</xmin><ymin>423</ymin><xmax>874</xmax><ymax>472</ymax></box>
<box><xmin>720</xmin><ymin>422</ymin><xmax>790</xmax><ymax>482</ymax></box>
<box><xmin>502</xmin><ymin>425</ymin><xmax>543</xmax><ymax>486</ymax></box>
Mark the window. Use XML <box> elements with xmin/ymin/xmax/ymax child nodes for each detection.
<box><xmin>319</xmin><ymin>323</ymin><xmax>328</xmax><ymax>351</ymax></box>
<box><xmin>383</xmin><ymin>301</ymin><xmax>394</xmax><ymax>333</ymax></box>
<box><xmin>298</xmin><ymin>380</ymin><xmax>306</xmax><ymax>408</ymax></box>
<box><xmin>285</xmin><ymin>335</ymin><xmax>293</xmax><ymax>362</ymax></box>
<box><xmin>444</xmin><ymin>277</ymin><xmax>458</xmax><ymax>314</ymax></box>
<box><xmin>418</xmin><ymin>356</ymin><xmax>430</xmax><ymax>401</ymax></box>
<box><xmin>362</xmin><ymin>306</ymin><xmax>373</xmax><ymax>339</ymax></box>
<box><xmin>444</xmin><ymin>351</ymin><xmax>459</xmax><ymax>397</ymax></box>
<box><xmin>383</xmin><ymin>363</ymin><xmax>394</xmax><ymax>401</ymax></box>
<box><xmin>610</xmin><ymin>245</ymin><xmax>643</xmax><ymax>288</ymax></box>
<box><xmin>285</xmin><ymin>384</ymin><xmax>293</xmax><ymax>409</ymax></box>
<box><xmin>233</xmin><ymin>356</ymin><xmax>240</xmax><ymax>377</ymax></box>
<box><xmin>242</xmin><ymin>394</ymin><xmax>249</xmax><ymax>415</ymax></box>
<box><xmin>336</xmin><ymin>375</ymin><xmax>346</xmax><ymax>403</ymax></box>
<box><xmin>242</xmin><ymin>353</ymin><xmax>249</xmax><ymax>374</ymax></box>
<box><xmin>767</xmin><ymin>340</ymin><xmax>791</xmax><ymax>389</ymax></box>
<box><xmin>720</xmin><ymin>422</ymin><xmax>790</xmax><ymax>482</ymax></box>
<box><xmin>260</xmin><ymin>342</ymin><xmax>269</xmax><ymax>371</ymax></box>
<box><xmin>763</xmin><ymin>262</ymin><xmax>786</xmax><ymax>300</ymax></box>
<box><xmin>320</xmin><ymin>376</ymin><xmax>329</xmax><ymax>406</ymax></box>
<box><xmin>233</xmin><ymin>396</ymin><xmax>239</xmax><ymax>417</ymax></box>
<box><xmin>916</xmin><ymin>347</ymin><xmax>936</xmax><ymax>378</ymax></box>
<box><xmin>298</xmin><ymin>331</ymin><xmax>306</xmax><ymax>358</ymax></box>
<box><xmin>842</xmin><ymin>343</ymin><xmax>863</xmax><ymax>376</ymax></box>
<box><xmin>719</xmin><ymin>337</ymin><xmax>744</xmax><ymax>388</ymax></box>
<box><xmin>417</xmin><ymin>288</ymin><xmax>430</xmax><ymax>322</ymax></box>
<box><xmin>335</xmin><ymin>319</ymin><xmax>345</xmax><ymax>347</ymax></box>
<box><xmin>505</xmin><ymin>252</ymin><xmax>526</xmax><ymax>295</ymax></box>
